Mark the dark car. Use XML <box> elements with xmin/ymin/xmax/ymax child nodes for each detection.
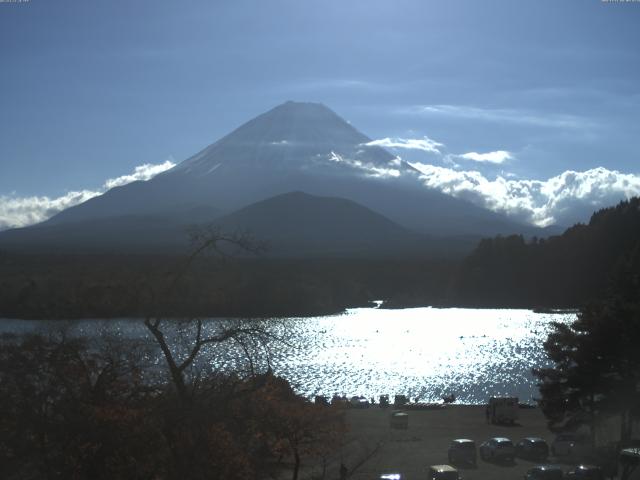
<box><xmin>349</xmin><ymin>395</ymin><xmax>369</xmax><ymax>408</ymax></box>
<box><xmin>517</xmin><ymin>437</ymin><xmax>550</xmax><ymax>461</ymax></box>
<box><xmin>314</xmin><ymin>395</ymin><xmax>329</xmax><ymax>406</ymax></box>
<box><xmin>480</xmin><ymin>437</ymin><xmax>516</xmax><ymax>462</ymax></box>
<box><xmin>565</xmin><ymin>465</ymin><xmax>603</xmax><ymax>480</ymax></box>
<box><xmin>448</xmin><ymin>439</ymin><xmax>477</xmax><ymax>466</ymax></box>
<box><xmin>525</xmin><ymin>465</ymin><xmax>565</xmax><ymax>480</ymax></box>
<box><xmin>551</xmin><ymin>433</ymin><xmax>591</xmax><ymax>459</ymax></box>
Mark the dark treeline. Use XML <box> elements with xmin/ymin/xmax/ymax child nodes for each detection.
<box><xmin>0</xmin><ymin>253</ymin><xmax>456</xmax><ymax>319</ymax></box>
<box><xmin>0</xmin><ymin>330</ymin><xmax>346</xmax><ymax>480</ymax></box>
<box><xmin>452</xmin><ymin>197</ymin><xmax>640</xmax><ymax>308</ymax></box>
<box><xmin>2</xmin><ymin>198</ymin><xmax>639</xmax><ymax>318</ymax></box>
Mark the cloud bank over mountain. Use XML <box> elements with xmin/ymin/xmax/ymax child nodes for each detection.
<box><xmin>367</xmin><ymin>133</ymin><xmax>640</xmax><ymax>227</ymax></box>
<box><xmin>409</xmin><ymin>163</ymin><xmax>640</xmax><ymax>227</ymax></box>
<box><xmin>2</xmin><ymin>147</ymin><xmax>638</xmax><ymax>232</ymax></box>
<box><xmin>0</xmin><ymin>160</ymin><xmax>175</xmax><ymax>230</ymax></box>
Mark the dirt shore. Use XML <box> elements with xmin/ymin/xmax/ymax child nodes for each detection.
<box><xmin>342</xmin><ymin>405</ymin><xmax>557</xmax><ymax>480</ymax></box>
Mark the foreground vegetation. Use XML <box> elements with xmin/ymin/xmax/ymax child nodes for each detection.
<box><xmin>0</xmin><ymin>327</ymin><xmax>346</xmax><ymax>480</ymax></box>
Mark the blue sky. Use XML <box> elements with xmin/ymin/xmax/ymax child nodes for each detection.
<box><xmin>1</xmin><ymin>0</ymin><xmax>639</xmax><ymax>228</ymax></box>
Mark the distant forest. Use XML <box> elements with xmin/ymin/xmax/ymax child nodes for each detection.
<box><xmin>452</xmin><ymin>197</ymin><xmax>640</xmax><ymax>308</ymax></box>
<box><xmin>1</xmin><ymin>198</ymin><xmax>638</xmax><ymax>319</ymax></box>
<box><xmin>0</xmin><ymin>255</ymin><xmax>453</xmax><ymax>319</ymax></box>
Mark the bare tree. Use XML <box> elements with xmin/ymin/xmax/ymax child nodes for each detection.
<box><xmin>142</xmin><ymin>226</ymin><xmax>274</xmax><ymax>403</ymax></box>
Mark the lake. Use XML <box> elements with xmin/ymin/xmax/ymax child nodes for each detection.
<box><xmin>0</xmin><ymin>307</ymin><xmax>575</xmax><ymax>404</ymax></box>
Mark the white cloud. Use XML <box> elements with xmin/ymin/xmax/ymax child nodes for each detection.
<box><xmin>459</xmin><ymin>150</ymin><xmax>513</xmax><ymax>164</ymax></box>
<box><xmin>103</xmin><ymin>160</ymin><xmax>175</xmax><ymax>189</ymax></box>
<box><xmin>364</xmin><ymin>136</ymin><xmax>444</xmax><ymax>154</ymax></box>
<box><xmin>405</xmin><ymin>104</ymin><xmax>593</xmax><ymax>129</ymax></box>
<box><xmin>368</xmin><ymin>135</ymin><xmax>514</xmax><ymax>167</ymax></box>
<box><xmin>0</xmin><ymin>160</ymin><xmax>175</xmax><ymax>230</ymax></box>
<box><xmin>0</xmin><ymin>190</ymin><xmax>103</xmax><ymax>231</ymax></box>
<box><xmin>409</xmin><ymin>163</ymin><xmax>640</xmax><ymax>227</ymax></box>
<box><xmin>328</xmin><ymin>151</ymin><xmax>401</xmax><ymax>178</ymax></box>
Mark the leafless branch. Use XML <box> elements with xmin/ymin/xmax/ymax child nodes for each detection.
<box><xmin>142</xmin><ymin>227</ymin><xmax>275</xmax><ymax>402</ymax></box>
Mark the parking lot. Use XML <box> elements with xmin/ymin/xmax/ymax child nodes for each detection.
<box><xmin>344</xmin><ymin>405</ymin><xmax>582</xmax><ymax>480</ymax></box>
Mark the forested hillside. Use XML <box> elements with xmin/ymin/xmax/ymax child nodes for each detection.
<box><xmin>0</xmin><ymin>254</ymin><xmax>454</xmax><ymax>319</ymax></box>
<box><xmin>452</xmin><ymin>197</ymin><xmax>640</xmax><ymax>307</ymax></box>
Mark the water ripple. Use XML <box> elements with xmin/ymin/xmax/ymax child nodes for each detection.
<box><xmin>0</xmin><ymin>307</ymin><xmax>574</xmax><ymax>404</ymax></box>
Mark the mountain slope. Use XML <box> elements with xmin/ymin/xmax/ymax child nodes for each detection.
<box><xmin>213</xmin><ymin>191</ymin><xmax>424</xmax><ymax>256</ymax></box>
<box><xmin>41</xmin><ymin>101</ymin><xmax>537</xmax><ymax>238</ymax></box>
<box><xmin>0</xmin><ymin>206</ymin><xmax>220</xmax><ymax>254</ymax></box>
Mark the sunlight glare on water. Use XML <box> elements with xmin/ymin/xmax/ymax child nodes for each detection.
<box><xmin>271</xmin><ymin>307</ymin><xmax>574</xmax><ymax>404</ymax></box>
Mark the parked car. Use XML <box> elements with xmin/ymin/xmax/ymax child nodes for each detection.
<box><xmin>524</xmin><ymin>465</ymin><xmax>565</xmax><ymax>480</ymax></box>
<box><xmin>389</xmin><ymin>411</ymin><xmax>409</xmax><ymax>429</ymax></box>
<box><xmin>517</xmin><ymin>437</ymin><xmax>550</xmax><ymax>461</ymax></box>
<box><xmin>427</xmin><ymin>464</ymin><xmax>461</xmax><ymax>480</ymax></box>
<box><xmin>479</xmin><ymin>437</ymin><xmax>516</xmax><ymax>462</ymax></box>
<box><xmin>551</xmin><ymin>433</ymin><xmax>591</xmax><ymax>458</ymax></box>
<box><xmin>394</xmin><ymin>394</ymin><xmax>408</xmax><ymax>406</ymax></box>
<box><xmin>331</xmin><ymin>395</ymin><xmax>348</xmax><ymax>406</ymax></box>
<box><xmin>349</xmin><ymin>396</ymin><xmax>369</xmax><ymax>408</ymax></box>
<box><xmin>448</xmin><ymin>439</ymin><xmax>477</xmax><ymax>466</ymax></box>
<box><xmin>314</xmin><ymin>395</ymin><xmax>329</xmax><ymax>406</ymax></box>
<box><xmin>565</xmin><ymin>465</ymin><xmax>603</xmax><ymax>479</ymax></box>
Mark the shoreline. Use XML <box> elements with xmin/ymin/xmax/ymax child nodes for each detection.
<box><xmin>0</xmin><ymin>304</ymin><xmax>580</xmax><ymax>322</ymax></box>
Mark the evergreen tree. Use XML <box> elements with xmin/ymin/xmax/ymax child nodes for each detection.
<box><xmin>534</xmin><ymin>252</ymin><xmax>640</xmax><ymax>444</ymax></box>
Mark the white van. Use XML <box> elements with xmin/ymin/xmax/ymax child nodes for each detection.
<box><xmin>488</xmin><ymin>397</ymin><xmax>519</xmax><ymax>424</ymax></box>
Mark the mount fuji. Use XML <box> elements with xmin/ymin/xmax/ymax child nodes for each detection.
<box><xmin>0</xmin><ymin>101</ymin><xmax>543</xmax><ymax>256</ymax></box>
